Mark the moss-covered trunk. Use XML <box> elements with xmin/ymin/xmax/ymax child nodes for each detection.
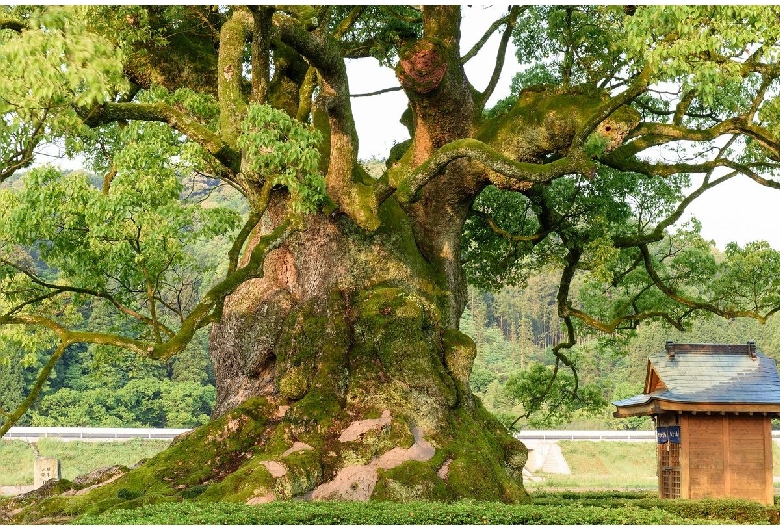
<box><xmin>0</xmin><ymin>6</ymin><xmax>535</xmax><ymax>521</ymax></box>
<box><xmin>203</xmin><ymin>193</ymin><xmax>527</xmax><ymax>502</ymax></box>
<box><xmin>1</xmin><ymin>195</ymin><xmax>526</xmax><ymax>524</ymax></box>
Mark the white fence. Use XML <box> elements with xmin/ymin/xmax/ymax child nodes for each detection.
<box><xmin>515</xmin><ymin>430</ymin><xmax>656</xmax><ymax>441</ymax></box>
<box><xmin>5</xmin><ymin>427</ymin><xmax>780</xmax><ymax>443</ymax></box>
<box><xmin>3</xmin><ymin>427</ymin><xmax>190</xmax><ymax>442</ymax></box>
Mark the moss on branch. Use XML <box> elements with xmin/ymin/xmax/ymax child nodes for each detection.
<box><xmin>392</xmin><ymin>138</ymin><xmax>595</xmax><ymax>203</ymax></box>
<box><xmin>83</xmin><ymin>102</ymin><xmax>241</xmax><ymax>173</ymax></box>
<box><xmin>217</xmin><ymin>7</ymin><xmax>252</xmax><ymax>146</ymax></box>
<box><xmin>275</xmin><ymin>12</ymin><xmax>384</xmax><ymax>231</ymax></box>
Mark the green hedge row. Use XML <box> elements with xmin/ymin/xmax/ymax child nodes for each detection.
<box><xmin>532</xmin><ymin>492</ymin><xmax>779</xmax><ymax>524</ymax></box>
<box><xmin>73</xmin><ymin>496</ymin><xmax>779</xmax><ymax>525</ymax></box>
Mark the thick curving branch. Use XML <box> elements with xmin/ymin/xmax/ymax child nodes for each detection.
<box><xmin>0</xmin><ymin>314</ymin><xmax>150</xmax><ymax>355</ymax></box>
<box><xmin>217</xmin><ymin>7</ymin><xmax>252</xmax><ymax>146</ymax></box>
<box><xmin>0</xmin><ymin>216</ymin><xmax>296</xmax><ymax>400</ymax></box>
<box><xmin>274</xmin><ymin>12</ymin><xmax>384</xmax><ymax>230</ymax></box>
<box><xmin>147</xmin><ymin>218</ymin><xmax>296</xmax><ymax>360</ymax></box>
<box><xmin>249</xmin><ymin>6</ymin><xmax>274</xmax><ymax>104</ymax></box>
<box><xmin>82</xmin><ymin>102</ymin><xmax>242</xmax><ymax>174</ymax></box>
<box><xmin>394</xmin><ymin>138</ymin><xmax>596</xmax><ymax>203</ymax></box>
<box><xmin>571</xmin><ymin>66</ymin><xmax>652</xmax><ymax>149</ymax></box>
<box><xmin>614</xmin><ymin>115</ymin><xmax>780</xmax><ymax>164</ymax></box>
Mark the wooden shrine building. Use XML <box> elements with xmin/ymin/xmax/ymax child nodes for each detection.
<box><xmin>613</xmin><ymin>342</ymin><xmax>780</xmax><ymax>504</ymax></box>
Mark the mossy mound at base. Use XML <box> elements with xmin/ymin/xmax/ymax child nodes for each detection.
<box><xmin>1</xmin><ymin>393</ymin><xmax>527</xmax><ymax>523</ymax></box>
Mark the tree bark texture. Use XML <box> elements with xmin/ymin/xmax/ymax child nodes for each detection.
<box><xmin>204</xmin><ymin>190</ymin><xmax>527</xmax><ymax>502</ymax></box>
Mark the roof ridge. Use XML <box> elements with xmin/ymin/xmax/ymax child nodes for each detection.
<box><xmin>663</xmin><ymin>341</ymin><xmax>757</xmax><ymax>358</ymax></box>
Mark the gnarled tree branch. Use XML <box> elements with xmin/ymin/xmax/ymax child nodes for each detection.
<box><xmin>473</xmin><ymin>6</ymin><xmax>521</xmax><ymax>112</ymax></box>
<box><xmin>394</xmin><ymin>138</ymin><xmax>596</xmax><ymax>203</ymax></box>
<box><xmin>82</xmin><ymin>101</ymin><xmax>242</xmax><ymax>175</ymax></box>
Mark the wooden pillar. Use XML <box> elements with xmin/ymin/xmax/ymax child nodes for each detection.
<box><xmin>722</xmin><ymin>414</ymin><xmax>730</xmax><ymax>496</ymax></box>
<box><xmin>763</xmin><ymin>416</ymin><xmax>773</xmax><ymax>505</ymax></box>
<box><xmin>680</xmin><ymin>413</ymin><xmax>690</xmax><ymax>499</ymax></box>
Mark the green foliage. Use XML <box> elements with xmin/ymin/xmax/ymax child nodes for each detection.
<box><xmin>504</xmin><ymin>363</ymin><xmax>607</xmax><ymax>428</ymax></box>
<box><xmin>0</xmin><ymin>168</ymin><xmax>235</xmax><ymax>428</ymax></box>
<box><xmin>713</xmin><ymin>241</ymin><xmax>780</xmax><ymax>313</ymax></box>
<box><xmin>582</xmin><ymin>133</ymin><xmax>608</xmax><ymax>158</ymax></box>
<box><xmin>0</xmin><ymin>164</ymin><xmax>240</xmax><ymax>317</ymax></box>
<box><xmin>463</xmin><ymin>268</ymin><xmax>780</xmax><ymax>430</ymax></box>
<box><xmin>71</xmin><ymin>496</ymin><xmax>771</xmax><ymax>525</ymax></box>
<box><xmin>463</xmin><ymin>168</ymin><xmax>690</xmax><ymax>293</ymax></box>
<box><xmin>0</xmin><ymin>333</ymin><xmax>53</xmax><ymax>423</ymax></box>
<box><xmin>462</xmin><ymin>186</ymin><xmax>544</xmax><ymax>290</ymax></box>
<box><xmin>622</xmin><ymin>7</ymin><xmax>780</xmax><ymax>104</ymax></box>
<box><xmin>31</xmin><ymin>378</ymin><xmax>214</xmax><ymax>428</ymax></box>
<box><xmin>329</xmin><ymin>6</ymin><xmax>422</xmax><ymax>67</ymax></box>
<box><xmin>0</xmin><ymin>6</ymin><xmax>127</xmax><ymax>182</ymax></box>
<box><xmin>512</xmin><ymin>6</ymin><xmax>628</xmax><ymax>88</ymax></box>
<box><xmin>75</xmin><ymin>87</ymin><xmax>222</xmax><ymax>176</ymax></box>
<box><xmin>238</xmin><ymin>104</ymin><xmax>324</xmax><ymax>213</ymax></box>
<box><xmin>0</xmin><ymin>6</ymin><xmax>126</xmax><ymax>112</ymax></box>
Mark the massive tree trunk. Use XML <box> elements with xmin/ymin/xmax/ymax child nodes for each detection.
<box><xmin>3</xmin><ymin>200</ymin><xmax>526</xmax><ymax>524</ymax></box>
<box><xmin>201</xmin><ymin>190</ymin><xmax>526</xmax><ymax>502</ymax></box>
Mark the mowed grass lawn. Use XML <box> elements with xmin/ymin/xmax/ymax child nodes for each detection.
<box><xmin>3</xmin><ymin>436</ymin><xmax>780</xmax><ymax>492</ymax></box>
<box><xmin>528</xmin><ymin>440</ymin><xmax>780</xmax><ymax>491</ymax></box>
<box><xmin>529</xmin><ymin>441</ymin><xmax>658</xmax><ymax>489</ymax></box>
<box><xmin>0</xmin><ymin>438</ymin><xmax>170</xmax><ymax>485</ymax></box>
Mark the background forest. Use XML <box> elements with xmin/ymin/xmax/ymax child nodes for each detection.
<box><xmin>0</xmin><ymin>170</ymin><xmax>245</xmax><ymax>428</ymax></box>
<box><xmin>3</xmin><ymin>164</ymin><xmax>777</xmax><ymax>431</ymax></box>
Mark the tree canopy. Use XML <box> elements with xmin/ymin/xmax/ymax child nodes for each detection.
<box><xmin>3</xmin><ymin>4</ymin><xmax>780</xmax><ymax>475</ymax></box>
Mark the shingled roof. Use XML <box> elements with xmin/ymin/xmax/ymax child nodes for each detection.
<box><xmin>613</xmin><ymin>342</ymin><xmax>780</xmax><ymax>417</ymax></box>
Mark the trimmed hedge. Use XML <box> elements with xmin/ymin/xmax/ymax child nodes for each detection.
<box><xmin>72</xmin><ymin>496</ymin><xmax>778</xmax><ymax>525</ymax></box>
<box><xmin>532</xmin><ymin>492</ymin><xmax>780</xmax><ymax>524</ymax></box>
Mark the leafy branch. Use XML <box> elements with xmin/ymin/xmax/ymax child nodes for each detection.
<box><xmin>81</xmin><ymin>102</ymin><xmax>242</xmax><ymax>175</ymax></box>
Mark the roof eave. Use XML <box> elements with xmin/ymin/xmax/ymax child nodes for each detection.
<box><xmin>614</xmin><ymin>398</ymin><xmax>780</xmax><ymax>418</ymax></box>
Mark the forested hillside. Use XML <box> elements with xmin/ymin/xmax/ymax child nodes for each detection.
<box><xmin>0</xmin><ymin>171</ymin><xmax>246</xmax><ymax>428</ymax></box>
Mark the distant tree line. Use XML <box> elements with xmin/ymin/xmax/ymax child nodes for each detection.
<box><xmin>465</xmin><ymin>260</ymin><xmax>780</xmax><ymax>431</ymax></box>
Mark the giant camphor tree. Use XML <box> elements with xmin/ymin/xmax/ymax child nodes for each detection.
<box><xmin>4</xmin><ymin>5</ymin><xmax>780</xmax><ymax>519</ymax></box>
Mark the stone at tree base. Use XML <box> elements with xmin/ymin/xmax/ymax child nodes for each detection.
<box><xmin>34</xmin><ymin>458</ymin><xmax>60</xmax><ymax>489</ymax></box>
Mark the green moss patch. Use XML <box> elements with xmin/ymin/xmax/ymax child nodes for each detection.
<box><xmin>373</xmin><ymin>461</ymin><xmax>451</xmax><ymax>502</ymax></box>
